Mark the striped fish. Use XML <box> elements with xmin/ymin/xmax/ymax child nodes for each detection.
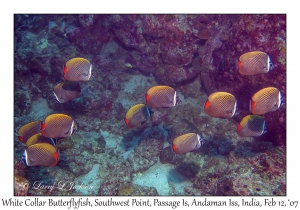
<box><xmin>53</xmin><ymin>81</ymin><xmax>81</xmax><ymax>103</ymax></box>
<box><xmin>124</xmin><ymin>104</ymin><xmax>152</xmax><ymax>129</ymax></box>
<box><xmin>172</xmin><ymin>133</ymin><xmax>204</xmax><ymax>155</ymax></box>
<box><xmin>238</xmin><ymin>51</ymin><xmax>273</xmax><ymax>75</ymax></box>
<box><xmin>17</xmin><ymin>121</ymin><xmax>42</xmax><ymax>144</ymax></box>
<box><xmin>41</xmin><ymin>114</ymin><xmax>76</xmax><ymax>138</ymax></box>
<box><xmin>237</xmin><ymin>115</ymin><xmax>267</xmax><ymax>137</ymax></box>
<box><xmin>145</xmin><ymin>86</ymin><xmax>181</xmax><ymax>108</ymax></box>
<box><xmin>21</xmin><ymin>143</ymin><xmax>60</xmax><ymax>167</ymax></box>
<box><xmin>250</xmin><ymin>87</ymin><xmax>283</xmax><ymax>115</ymax></box>
<box><xmin>204</xmin><ymin>92</ymin><xmax>237</xmax><ymax>118</ymax></box>
<box><xmin>63</xmin><ymin>57</ymin><xmax>92</xmax><ymax>82</ymax></box>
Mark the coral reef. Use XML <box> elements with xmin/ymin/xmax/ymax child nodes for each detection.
<box><xmin>14</xmin><ymin>174</ymin><xmax>30</xmax><ymax>196</ymax></box>
<box><xmin>128</xmin><ymin>127</ymin><xmax>164</xmax><ymax>173</ymax></box>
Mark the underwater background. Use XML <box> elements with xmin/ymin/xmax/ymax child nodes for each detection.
<box><xmin>14</xmin><ymin>14</ymin><xmax>286</xmax><ymax>196</ymax></box>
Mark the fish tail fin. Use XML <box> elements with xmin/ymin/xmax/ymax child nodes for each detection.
<box><xmin>279</xmin><ymin>92</ymin><xmax>284</xmax><ymax>108</ymax></box>
<box><xmin>197</xmin><ymin>134</ymin><xmax>205</xmax><ymax>147</ymax></box>
<box><xmin>175</xmin><ymin>96</ymin><xmax>182</xmax><ymax>105</ymax></box>
<box><xmin>263</xmin><ymin>121</ymin><xmax>267</xmax><ymax>134</ymax></box>
<box><xmin>50</xmin><ymin>138</ymin><xmax>59</xmax><ymax>145</ymax></box>
<box><xmin>20</xmin><ymin>150</ymin><xmax>27</xmax><ymax>166</ymax></box>
<box><xmin>268</xmin><ymin>56</ymin><xmax>274</xmax><ymax>71</ymax></box>
<box><xmin>200</xmin><ymin>139</ymin><xmax>205</xmax><ymax>147</ymax></box>
<box><xmin>233</xmin><ymin>100</ymin><xmax>239</xmax><ymax>116</ymax></box>
<box><xmin>145</xmin><ymin>104</ymin><xmax>154</xmax><ymax>117</ymax></box>
<box><xmin>235</xmin><ymin>110</ymin><xmax>241</xmax><ymax>116</ymax></box>
<box><xmin>149</xmin><ymin>108</ymin><xmax>154</xmax><ymax>116</ymax></box>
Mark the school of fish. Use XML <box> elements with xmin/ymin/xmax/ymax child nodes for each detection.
<box><xmin>18</xmin><ymin>113</ymin><xmax>76</xmax><ymax>166</ymax></box>
<box><xmin>53</xmin><ymin>57</ymin><xmax>92</xmax><ymax>103</ymax></box>
<box><xmin>124</xmin><ymin>51</ymin><xmax>283</xmax><ymax>155</ymax></box>
<box><xmin>17</xmin><ymin>50</ymin><xmax>283</xmax><ymax>167</ymax></box>
<box><xmin>17</xmin><ymin>57</ymin><xmax>91</xmax><ymax>167</ymax></box>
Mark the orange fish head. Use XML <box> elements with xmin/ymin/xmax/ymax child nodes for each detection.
<box><xmin>237</xmin><ymin>59</ymin><xmax>243</xmax><ymax>70</ymax></box>
<box><xmin>251</xmin><ymin>100</ymin><xmax>255</xmax><ymax>113</ymax></box>
<box><xmin>172</xmin><ymin>144</ymin><xmax>178</xmax><ymax>153</ymax></box>
<box><xmin>18</xmin><ymin>136</ymin><xmax>24</xmax><ymax>143</ymax></box>
<box><xmin>237</xmin><ymin>123</ymin><xmax>241</xmax><ymax>132</ymax></box>
<box><xmin>124</xmin><ymin>118</ymin><xmax>129</xmax><ymax>127</ymax></box>
<box><xmin>63</xmin><ymin>65</ymin><xmax>68</xmax><ymax>75</ymax></box>
<box><xmin>204</xmin><ymin>100</ymin><xmax>210</xmax><ymax>109</ymax></box>
<box><xmin>53</xmin><ymin>149</ymin><xmax>60</xmax><ymax>162</ymax></box>
<box><xmin>41</xmin><ymin>121</ymin><xmax>46</xmax><ymax>130</ymax></box>
<box><xmin>145</xmin><ymin>93</ymin><xmax>150</xmax><ymax>103</ymax></box>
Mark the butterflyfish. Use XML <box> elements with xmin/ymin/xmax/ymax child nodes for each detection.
<box><xmin>250</xmin><ymin>87</ymin><xmax>283</xmax><ymax>115</ymax></box>
<box><xmin>21</xmin><ymin>143</ymin><xmax>60</xmax><ymax>167</ymax></box>
<box><xmin>145</xmin><ymin>86</ymin><xmax>181</xmax><ymax>108</ymax></box>
<box><xmin>238</xmin><ymin>51</ymin><xmax>273</xmax><ymax>75</ymax></box>
<box><xmin>172</xmin><ymin>133</ymin><xmax>204</xmax><ymax>155</ymax></box>
<box><xmin>237</xmin><ymin>115</ymin><xmax>267</xmax><ymax>137</ymax></box>
<box><xmin>124</xmin><ymin>104</ymin><xmax>152</xmax><ymax>129</ymax></box>
<box><xmin>63</xmin><ymin>57</ymin><xmax>92</xmax><ymax>82</ymax></box>
<box><xmin>204</xmin><ymin>92</ymin><xmax>237</xmax><ymax>118</ymax></box>
<box><xmin>41</xmin><ymin>114</ymin><xmax>76</xmax><ymax>138</ymax></box>
<box><xmin>53</xmin><ymin>81</ymin><xmax>81</xmax><ymax>103</ymax></box>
